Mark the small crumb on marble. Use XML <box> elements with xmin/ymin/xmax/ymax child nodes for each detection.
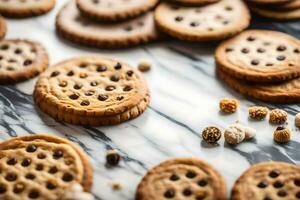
<box><xmin>106</xmin><ymin>149</ymin><xmax>121</xmax><ymax>166</ymax></box>
<box><xmin>111</xmin><ymin>182</ymin><xmax>122</xmax><ymax>191</ymax></box>
<box><xmin>138</xmin><ymin>61</ymin><xmax>152</xmax><ymax>72</ymax></box>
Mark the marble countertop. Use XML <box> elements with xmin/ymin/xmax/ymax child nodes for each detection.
<box><xmin>1</xmin><ymin>1</ymin><xmax>300</xmax><ymax>199</ymax></box>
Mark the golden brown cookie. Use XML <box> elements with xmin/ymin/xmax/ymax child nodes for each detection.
<box><xmin>0</xmin><ymin>16</ymin><xmax>6</xmax><ymax>40</ymax></box>
<box><xmin>246</xmin><ymin>0</ymin><xmax>293</xmax><ymax>4</ymax></box>
<box><xmin>0</xmin><ymin>39</ymin><xmax>49</xmax><ymax>84</ymax></box>
<box><xmin>0</xmin><ymin>0</ymin><xmax>56</xmax><ymax>18</ymax></box>
<box><xmin>231</xmin><ymin>162</ymin><xmax>300</xmax><ymax>200</ymax></box>
<box><xmin>34</xmin><ymin>56</ymin><xmax>150</xmax><ymax>126</ymax></box>
<box><xmin>136</xmin><ymin>158</ymin><xmax>227</xmax><ymax>200</ymax></box>
<box><xmin>0</xmin><ymin>134</ymin><xmax>93</xmax><ymax>200</ymax></box>
<box><xmin>56</xmin><ymin>2</ymin><xmax>158</xmax><ymax>49</ymax></box>
<box><xmin>76</xmin><ymin>0</ymin><xmax>159</xmax><ymax>22</ymax></box>
<box><xmin>154</xmin><ymin>0</ymin><xmax>250</xmax><ymax>42</ymax></box>
<box><xmin>217</xmin><ymin>68</ymin><xmax>300</xmax><ymax>103</ymax></box>
<box><xmin>165</xmin><ymin>0</ymin><xmax>220</xmax><ymax>6</ymax></box>
<box><xmin>216</xmin><ymin>30</ymin><xmax>300</xmax><ymax>83</ymax></box>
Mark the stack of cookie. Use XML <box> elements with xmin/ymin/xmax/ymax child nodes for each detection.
<box><xmin>56</xmin><ymin>0</ymin><xmax>159</xmax><ymax>49</ymax></box>
<box><xmin>154</xmin><ymin>0</ymin><xmax>251</xmax><ymax>42</ymax></box>
<box><xmin>246</xmin><ymin>0</ymin><xmax>300</xmax><ymax>21</ymax></box>
<box><xmin>216</xmin><ymin>30</ymin><xmax>300</xmax><ymax>103</ymax></box>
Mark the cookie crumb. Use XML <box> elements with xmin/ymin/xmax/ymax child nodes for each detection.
<box><xmin>202</xmin><ymin>126</ymin><xmax>221</xmax><ymax>144</ymax></box>
<box><xmin>106</xmin><ymin>149</ymin><xmax>121</xmax><ymax>166</ymax></box>
<box><xmin>224</xmin><ymin>124</ymin><xmax>245</xmax><ymax>145</ymax></box>
<box><xmin>273</xmin><ymin>126</ymin><xmax>291</xmax><ymax>143</ymax></box>
<box><xmin>249</xmin><ymin>106</ymin><xmax>269</xmax><ymax>120</ymax></box>
<box><xmin>295</xmin><ymin>113</ymin><xmax>300</xmax><ymax>128</ymax></box>
<box><xmin>111</xmin><ymin>182</ymin><xmax>122</xmax><ymax>191</ymax></box>
<box><xmin>269</xmin><ymin>109</ymin><xmax>288</xmax><ymax>124</ymax></box>
<box><xmin>138</xmin><ymin>61</ymin><xmax>151</xmax><ymax>72</ymax></box>
<box><xmin>219</xmin><ymin>98</ymin><xmax>238</xmax><ymax>114</ymax></box>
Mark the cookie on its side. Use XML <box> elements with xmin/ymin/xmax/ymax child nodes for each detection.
<box><xmin>216</xmin><ymin>30</ymin><xmax>300</xmax><ymax>83</ymax></box>
<box><xmin>0</xmin><ymin>0</ymin><xmax>56</xmax><ymax>18</ymax></box>
<box><xmin>56</xmin><ymin>2</ymin><xmax>158</xmax><ymax>49</ymax></box>
<box><xmin>231</xmin><ymin>162</ymin><xmax>300</xmax><ymax>200</ymax></box>
<box><xmin>0</xmin><ymin>39</ymin><xmax>49</xmax><ymax>84</ymax></box>
<box><xmin>154</xmin><ymin>0</ymin><xmax>250</xmax><ymax>42</ymax></box>
<box><xmin>136</xmin><ymin>158</ymin><xmax>227</xmax><ymax>200</ymax></box>
<box><xmin>0</xmin><ymin>134</ymin><xmax>93</xmax><ymax>200</ymax></box>
<box><xmin>34</xmin><ymin>56</ymin><xmax>150</xmax><ymax>126</ymax></box>
<box><xmin>0</xmin><ymin>16</ymin><xmax>6</xmax><ymax>40</ymax></box>
<box><xmin>76</xmin><ymin>0</ymin><xmax>159</xmax><ymax>22</ymax></box>
<box><xmin>165</xmin><ymin>0</ymin><xmax>220</xmax><ymax>6</ymax></box>
<box><xmin>217</xmin><ymin>68</ymin><xmax>300</xmax><ymax>103</ymax></box>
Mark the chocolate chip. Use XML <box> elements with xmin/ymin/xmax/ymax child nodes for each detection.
<box><xmin>5</xmin><ymin>173</ymin><xmax>17</xmax><ymax>182</ymax></box>
<box><xmin>106</xmin><ymin>150</ymin><xmax>121</xmax><ymax>166</ymax></box>
<box><xmin>80</xmin><ymin>100</ymin><xmax>90</xmax><ymax>106</ymax></box>
<box><xmin>277</xmin><ymin>45</ymin><xmax>286</xmax><ymax>51</ymax></box>
<box><xmin>37</xmin><ymin>153</ymin><xmax>46</xmax><ymax>159</ymax></box>
<box><xmin>273</xmin><ymin>181</ymin><xmax>284</xmax><ymax>188</ymax></box>
<box><xmin>170</xmin><ymin>174</ymin><xmax>179</xmax><ymax>181</ymax></box>
<box><xmin>277</xmin><ymin>56</ymin><xmax>286</xmax><ymax>61</ymax></box>
<box><xmin>114</xmin><ymin>63</ymin><xmax>122</xmax><ymax>70</ymax></box>
<box><xmin>116</xmin><ymin>96</ymin><xmax>124</xmax><ymax>101</ymax></box>
<box><xmin>241</xmin><ymin>48</ymin><xmax>249</xmax><ymax>54</ymax></box>
<box><xmin>0</xmin><ymin>45</ymin><xmax>9</xmax><ymax>50</ymax></box>
<box><xmin>198</xmin><ymin>179</ymin><xmax>207</xmax><ymax>187</ymax></box>
<box><xmin>263</xmin><ymin>197</ymin><xmax>272</xmax><ymax>200</ymax></box>
<box><xmin>225</xmin><ymin>6</ymin><xmax>233</xmax><ymax>11</ymax></box>
<box><xmin>223</xmin><ymin>21</ymin><xmax>229</xmax><ymax>25</ymax></box>
<box><xmin>62</xmin><ymin>173</ymin><xmax>73</xmax><ymax>182</ymax></box>
<box><xmin>124</xmin><ymin>26</ymin><xmax>133</xmax><ymax>32</ymax></box>
<box><xmin>164</xmin><ymin>189</ymin><xmax>175</xmax><ymax>198</ymax></box>
<box><xmin>13</xmin><ymin>183</ymin><xmax>25</xmax><ymax>194</ymax></box>
<box><xmin>98</xmin><ymin>95</ymin><xmax>108</xmax><ymax>101</ymax></box>
<box><xmin>23</xmin><ymin>59</ymin><xmax>32</xmax><ymax>66</ymax></box>
<box><xmin>247</xmin><ymin>36</ymin><xmax>256</xmax><ymax>42</ymax></box>
<box><xmin>0</xmin><ymin>184</ymin><xmax>6</xmax><ymax>194</ymax></box>
<box><xmin>14</xmin><ymin>49</ymin><xmax>22</xmax><ymax>54</ymax></box>
<box><xmin>69</xmin><ymin>94</ymin><xmax>79</xmax><ymax>100</ymax></box>
<box><xmin>53</xmin><ymin>150</ymin><xmax>64</xmax><ymax>159</ymax></box>
<box><xmin>105</xmin><ymin>86</ymin><xmax>116</xmax><ymax>91</ymax></box>
<box><xmin>294</xmin><ymin>49</ymin><xmax>300</xmax><ymax>54</ymax></box>
<box><xmin>74</xmin><ymin>83</ymin><xmax>83</xmax><ymax>90</ymax></box>
<box><xmin>25</xmin><ymin>173</ymin><xmax>35</xmax><ymax>180</ymax></box>
<box><xmin>21</xmin><ymin>159</ymin><xmax>31</xmax><ymax>167</ymax></box>
<box><xmin>257</xmin><ymin>48</ymin><xmax>265</xmax><ymax>53</ymax></box>
<box><xmin>97</xmin><ymin>65</ymin><xmax>107</xmax><ymax>72</ymax></box>
<box><xmin>277</xmin><ymin>190</ymin><xmax>287</xmax><ymax>197</ymax></box>
<box><xmin>28</xmin><ymin>190</ymin><xmax>39</xmax><ymax>198</ymax></box>
<box><xmin>269</xmin><ymin>169</ymin><xmax>281</xmax><ymax>178</ymax></box>
<box><xmin>175</xmin><ymin>16</ymin><xmax>183</xmax><ymax>22</ymax></box>
<box><xmin>90</xmin><ymin>81</ymin><xmax>98</xmax><ymax>86</ymax></box>
<box><xmin>48</xmin><ymin>167</ymin><xmax>58</xmax><ymax>174</ymax></box>
<box><xmin>296</xmin><ymin>192</ymin><xmax>300</xmax><ymax>198</ymax></box>
<box><xmin>123</xmin><ymin>86</ymin><xmax>132</xmax><ymax>92</ymax></box>
<box><xmin>46</xmin><ymin>182</ymin><xmax>56</xmax><ymax>190</ymax></box>
<box><xmin>257</xmin><ymin>180</ymin><xmax>268</xmax><ymax>188</ymax></box>
<box><xmin>186</xmin><ymin>171</ymin><xmax>197</xmax><ymax>178</ymax></box>
<box><xmin>7</xmin><ymin>158</ymin><xmax>17</xmax><ymax>165</ymax></box>
<box><xmin>59</xmin><ymin>81</ymin><xmax>67</xmax><ymax>87</ymax></box>
<box><xmin>196</xmin><ymin>194</ymin><xmax>206</xmax><ymax>200</ymax></box>
<box><xmin>67</xmin><ymin>71</ymin><xmax>74</xmax><ymax>76</ymax></box>
<box><xmin>225</xmin><ymin>48</ymin><xmax>233</xmax><ymax>52</ymax></box>
<box><xmin>36</xmin><ymin>164</ymin><xmax>44</xmax><ymax>171</ymax></box>
<box><xmin>276</xmin><ymin>126</ymin><xmax>285</xmax><ymax>131</ymax></box>
<box><xmin>26</xmin><ymin>145</ymin><xmax>37</xmax><ymax>153</ymax></box>
<box><xmin>79</xmin><ymin>73</ymin><xmax>87</xmax><ymax>78</ymax></box>
<box><xmin>110</xmin><ymin>75</ymin><xmax>119</xmax><ymax>82</ymax></box>
<box><xmin>80</xmin><ymin>63</ymin><xmax>87</xmax><ymax>68</ymax></box>
<box><xmin>127</xmin><ymin>70</ymin><xmax>134</xmax><ymax>77</ymax></box>
<box><xmin>295</xmin><ymin>179</ymin><xmax>300</xmax><ymax>186</ymax></box>
<box><xmin>85</xmin><ymin>91</ymin><xmax>94</xmax><ymax>96</ymax></box>
<box><xmin>251</xmin><ymin>60</ymin><xmax>259</xmax><ymax>65</ymax></box>
<box><xmin>190</xmin><ymin>22</ymin><xmax>199</xmax><ymax>27</ymax></box>
<box><xmin>183</xmin><ymin>188</ymin><xmax>192</xmax><ymax>196</ymax></box>
<box><xmin>50</xmin><ymin>71</ymin><xmax>60</xmax><ymax>77</ymax></box>
<box><xmin>266</xmin><ymin>63</ymin><xmax>273</xmax><ymax>67</ymax></box>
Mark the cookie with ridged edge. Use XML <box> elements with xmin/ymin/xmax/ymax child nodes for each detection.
<box><xmin>0</xmin><ymin>134</ymin><xmax>93</xmax><ymax>200</ymax></box>
<box><xmin>0</xmin><ymin>0</ymin><xmax>56</xmax><ymax>18</ymax></box>
<box><xmin>0</xmin><ymin>16</ymin><xmax>6</xmax><ymax>40</ymax></box>
<box><xmin>34</xmin><ymin>56</ymin><xmax>150</xmax><ymax>126</ymax></box>
<box><xmin>217</xmin><ymin>68</ymin><xmax>300</xmax><ymax>103</ymax></box>
<box><xmin>216</xmin><ymin>30</ymin><xmax>300</xmax><ymax>83</ymax></box>
<box><xmin>56</xmin><ymin>2</ymin><xmax>158</xmax><ymax>49</ymax></box>
<box><xmin>246</xmin><ymin>0</ymin><xmax>293</xmax><ymax>4</ymax></box>
<box><xmin>76</xmin><ymin>0</ymin><xmax>159</xmax><ymax>22</ymax></box>
<box><xmin>0</xmin><ymin>39</ymin><xmax>49</xmax><ymax>84</ymax></box>
<box><xmin>154</xmin><ymin>0</ymin><xmax>250</xmax><ymax>42</ymax></box>
<box><xmin>231</xmin><ymin>162</ymin><xmax>300</xmax><ymax>200</ymax></box>
<box><xmin>249</xmin><ymin>4</ymin><xmax>300</xmax><ymax>21</ymax></box>
<box><xmin>165</xmin><ymin>0</ymin><xmax>220</xmax><ymax>6</ymax></box>
<box><xmin>136</xmin><ymin>158</ymin><xmax>227</xmax><ymax>200</ymax></box>
<box><xmin>257</xmin><ymin>0</ymin><xmax>300</xmax><ymax>11</ymax></box>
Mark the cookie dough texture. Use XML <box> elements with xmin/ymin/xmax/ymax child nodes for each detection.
<box><xmin>232</xmin><ymin>162</ymin><xmax>300</xmax><ymax>200</ymax></box>
<box><xmin>154</xmin><ymin>0</ymin><xmax>250</xmax><ymax>42</ymax></box>
<box><xmin>136</xmin><ymin>158</ymin><xmax>227</xmax><ymax>200</ymax></box>
<box><xmin>0</xmin><ymin>0</ymin><xmax>56</xmax><ymax>18</ymax></box>
<box><xmin>216</xmin><ymin>30</ymin><xmax>300</xmax><ymax>83</ymax></box>
<box><xmin>76</xmin><ymin>0</ymin><xmax>158</xmax><ymax>22</ymax></box>
<box><xmin>34</xmin><ymin>56</ymin><xmax>150</xmax><ymax>126</ymax></box>
<box><xmin>0</xmin><ymin>134</ymin><xmax>93</xmax><ymax>200</ymax></box>
<box><xmin>0</xmin><ymin>39</ymin><xmax>49</xmax><ymax>84</ymax></box>
<box><xmin>56</xmin><ymin>2</ymin><xmax>158</xmax><ymax>49</ymax></box>
<box><xmin>0</xmin><ymin>16</ymin><xmax>6</xmax><ymax>40</ymax></box>
<box><xmin>224</xmin><ymin>124</ymin><xmax>245</xmax><ymax>145</ymax></box>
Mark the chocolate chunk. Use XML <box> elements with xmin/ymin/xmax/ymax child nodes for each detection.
<box><xmin>106</xmin><ymin>150</ymin><xmax>121</xmax><ymax>166</ymax></box>
<box><xmin>53</xmin><ymin>150</ymin><xmax>64</xmax><ymax>159</ymax></box>
<box><xmin>257</xmin><ymin>180</ymin><xmax>268</xmax><ymax>188</ymax></box>
<box><xmin>114</xmin><ymin>63</ymin><xmax>122</xmax><ymax>70</ymax></box>
<box><xmin>26</xmin><ymin>145</ymin><xmax>37</xmax><ymax>153</ymax></box>
<box><xmin>21</xmin><ymin>159</ymin><xmax>31</xmax><ymax>167</ymax></box>
<box><xmin>269</xmin><ymin>169</ymin><xmax>281</xmax><ymax>178</ymax></box>
<box><xmin>164</xmin><ymin>189</ymin><xmax>175</xmax><ymax>198</ymax></box>
<box><xmin>98</xmin><ymin>95</ymin><xmax>108</xmax><ymax>101</ymax></box>
<box><xmin>170</xmin><ymin>174</ymin><xmax>179</xmax><ymax>181</ymax></box>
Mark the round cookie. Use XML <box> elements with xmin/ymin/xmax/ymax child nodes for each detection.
<box><xmin>34</xmin><ymin>56</ymin><xmax>150</xmax><ymax>126</ymax></box>
<box><xmin>154</xmin><ymin>0</ymin><xmax>250</xmax><ymax>42</ymax></box>
<box><xmin>136</xmin><ymin>158</ymin><xmax>227</xmax><ymax>200</ymax></box>
<box><xmin>250</xmin><ymin>4</ymin><xmax>300</xmax><ymax>21</ymax></box>
<box><xmin>231</xmin><ymin>162</ymin><xmax>300</xmax><ymax>200</ymax></box>
<box><xmin>165</xmin><ymin>0</ymin><xmax>220</xmax><ymax>6</ymax></box>
<box><xmin>246</xmin><ymin>0</ymin><xmax>293</xmax><ymax>4</ymax></box>
<box><xmin>0</xmin><ymin>134</ymin><xmax>93</xmax><ymax>200</ymax></box>
<box><xmin>56</xmin><ymin>2</ymin><xmax>158</xmax><ymax>49</ymax></box>
<box><xmin>216</xmin><ymin>30</ymin><xmax>300</xmax><ymax>83</ymax></box>
<box><xmin>265</xmin><ymin>0</ymin><xmax>300</xmax><ymax>11</ymax></box>
<box><xmin>0</xmin><ymin>16</ymin><xmax>6</xmax><ymax>40</ymax></box>
<box><xmin>0</xmin><ymin>39</ymin><xmax>49</xmax><ymax>84</ymax></box>
<box><xmin>76</xmin><ymin>0</ymin><xmax>159</xmax><ymax>22</ymax></box>
<box><xmin>0</xmin><ymin>0</ymin><xmax>56</xmax><ymax>18</ymax></box>
<box><xmin>217</xmin><ymin>68</ymin><xmax>300</xmax><ymax>103</ymax></box>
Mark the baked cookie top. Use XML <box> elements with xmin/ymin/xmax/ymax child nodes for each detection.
<box><xmin>232</xmin><ymin>162</ymin><xmax>300</xmax><ymax>200</ymax></box>
<box><xmin>0</xmin><ymin>16</ymin><xmax>6</xmax><ymax>40</ymax></box>
<box><xmin>154</xmin><ymin>0</ymin><xmax>250</xmax><ymax>41</ymax></box>
<box><xmin>0</xmin><ymin>134</ymin><xmax>92</xmax><ymax>200</ymax></box>
<box><xmin>34</xmin><ymin>56</ymin><xmax>149</xmax><ymax>117</ymax></box>
<box><xmin>216</xmin><ymin>30</ymin><xmax>300</xmax><ymax>83</ymax></box>
<box><xmin>76</xmin><ymin>0</ymin><xmax>158</xmax><ymax>22</ymax></box>
<box><xmin>136</xmin><ymin>158</ymin><xmax>227</xmax><ymax>200</ymax></box>
<box><xmin>0</xmin><ymin>39</ymin><xmax>48</xmax><ymax>84</ymax></box>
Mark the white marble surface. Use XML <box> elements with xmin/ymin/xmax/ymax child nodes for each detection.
<box><xmin>1</xmin><ymin>1</ymin><xmax>300</xmax><ymax>199</ymax></box>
